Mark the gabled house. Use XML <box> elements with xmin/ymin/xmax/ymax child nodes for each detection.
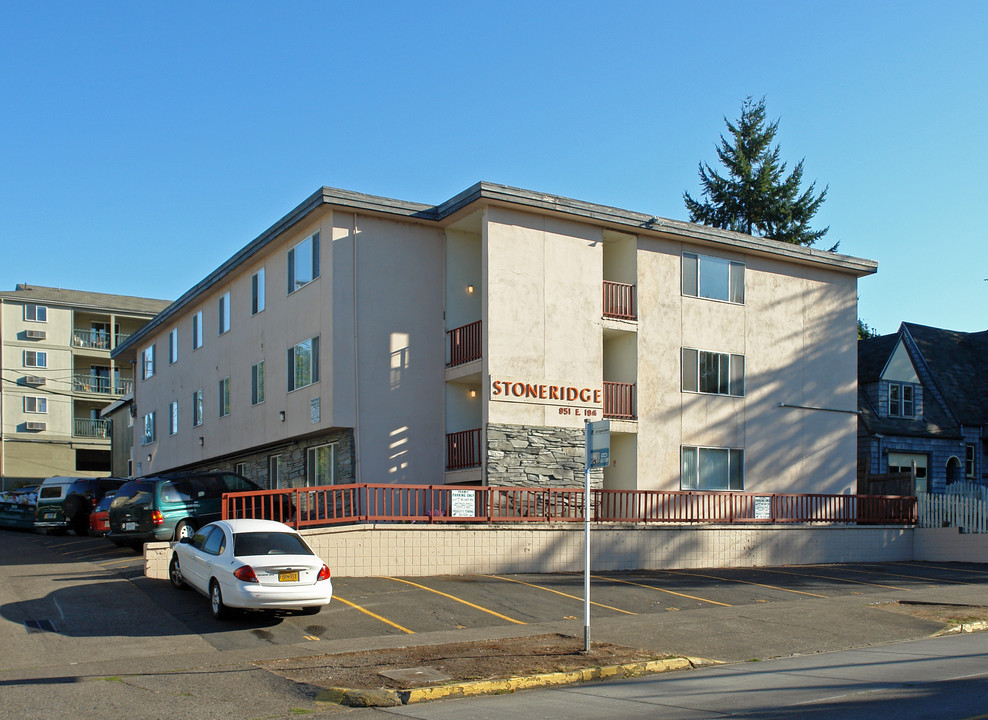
<box><xmin>858</xmin><ymin>322</ymin><xmax>988</xmax><ymax>492</ymax></box>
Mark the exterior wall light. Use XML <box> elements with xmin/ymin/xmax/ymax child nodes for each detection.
<box><xmin>199</xmin><ymin>437</ymin><xmax>204</xmax><ymax>447</ymax></box>
<box><xmin>466</xmin><ymin>284</ymin><xmax>475</xmax><ymax>294</ymax></box>
<box><xmin>469</xmin><ymin>389</ymin><xmax>477</xmax><ymax>398</ymax></box>
<box><xmin>279</xmin><ymin>411</ymin><xmax>286</xmax><ymax>422</ymax></box>
<box><xmin>146</xmin><ymin>454</ymin><xmax>152</xmax><ymax>463</ymax></box>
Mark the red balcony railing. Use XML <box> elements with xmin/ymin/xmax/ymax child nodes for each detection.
<box><xmin>447</xmin><ymin>320</ymin><xmax>482</xmax><ymax>367</ymax></box>
<box><xmin>446</xmin><ymin>428</ymin><xmax>482</xmax><ymax>471</ymax></box>
<box><xmin>603</xmin><ymin>381</ymin><xmax>636</xmax><ymax>420</ymax></box>
<box><xmin>603</xmin><ymin>281</ymin><xmax>636</xmax><ymax>320</ymax></box>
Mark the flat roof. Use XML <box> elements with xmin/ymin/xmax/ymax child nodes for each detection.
<box><xmin>114</xmin><ymin>182</ymin><xmax>878</xmax><ymax>357</ymax></box>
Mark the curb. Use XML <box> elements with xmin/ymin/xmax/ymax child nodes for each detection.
<box><xmin>315</xmin><ymin>655</ymin><xmax>718</xmax><ymax>707</ymax></box>
<box><xmin>935</xmin><ymin>620</ymin><xmax>988</xmax><ymax>637</ymax></box>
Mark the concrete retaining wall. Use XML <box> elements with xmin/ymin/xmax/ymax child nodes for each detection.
<box><xmin>913</xmin><ymin>527</ymin><xmax>988</xmax><ymax>563</ymax></box>
<box><xmin>145</xmin><ymin>523</ymin><xmax>916</xmax><ymax>580</ymax></box>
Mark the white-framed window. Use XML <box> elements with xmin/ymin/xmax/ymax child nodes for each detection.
<box><xmin>142</xmin><ymin>412</ymin><xmax>156</xmax><ymax>445</ymax></box>
<box><xmin>218</xmin><ymin>376</ymin><xmax>230</xmax><ymax>417</ymax></box>
<box><xmin>287</xmin><ymin>337</ymin><xmax>319</xmax><ymax>391</ymax></box>
<box><xmin>24</xmin><ymin>396</ymin><xmax>48</xmax><ymax>413</ymax></box>
<box><xmin>288</xmin><ymin>233</ymin><xmax>320</xmax><ymax>293</ymax></box>
<box><xmin>142</xmin><ymin>344</ymin><xmax>156</xmax><ymax>380</ymax></box>
<box><xmin>25</xmin><ymin>304</ymin><xmax>48</xmax><ymax>322</ymax></box>
<box><xmin>251</xmin><ymin>268</ymin><xmax>265</xmax><ymax>315</ymax></box>
<box><xmin>682</xmin><ymin>252</ymin><xmax>745</xmax><ymax>304</ymax></box>
<box><xmin>218</xmin><ymin>291</ymin><xmax>230</xmax><ymax>335</ymax></box>
<box><xmin>192</xmin><ymin>310</ymin><xmax>203</xmax><ymax>350</ymax></box>
<box><xmin>193</xmin><ymin>389</ymin><xmax>203</xmax><ymax>427</ymax></box>
<box><xmin>235</xmin><ymin>462</ymin><xmax>247</xmax><ymax>477</ymax></box>
<box><xmin>168</xmin><ymin>328</ymin><xmax>178</xmax><ymax>364</ymax></box>
<box><xmin>269</xmin><ymin>454</ymin><xmax>283</xmax><ymax>489</ymax></box>
<box><xmin>251</xmin><ymin>360</ymin><xmax>265</xmax><ymax>405</ymax></box>
<box><xmin>306</xmin><ymin>443</ymin><xmax>335</xmax><ymax>486</ymax></box>
<box><xmin>23</xmin><ymin>350</ymin><xmax>47</xmax><ymax>368</ymax></box>
<box><xmin>169</xmin><ymin>401</ymin><xmax>178</xmax><ymax>436</ymax></box>
<box><xmin>966</xmin><ymin>444</ymin><xmax>976</xmax><ymax>479</ymax></box>
<box><xmin>682</xmin><ymin>348</ymin><xmax>745</xmax><ymax>396</ymax></box>
<box><xmin>888</xmin><ymin>382</ymin><xmax>915</xmax><ymax>418</ymax></box>
<box><xmin>681</xmin><ymin>446</ymin><xmax>744</xmax><ymax>490</ymax></box>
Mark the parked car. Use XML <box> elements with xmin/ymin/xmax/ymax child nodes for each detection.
<box><xmin>168</xmin><ymin>518</ymin><xmax>332</xmax><ymax>619</ymax></box>
<box><xmin>34</xmin><ymin>476</ymin><xmax>126</xmax><ymax>535</ymax></box>
<box><xmin>107</xmin><ymin>471</ymin><xmax>283</xmax><ymax>550</ymax></box>
<box><xmin>88</xmin><ymin>491</ymin><xmax>116</xmax><ymax>536</ymax></box>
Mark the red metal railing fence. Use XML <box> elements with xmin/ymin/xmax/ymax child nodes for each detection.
<box><xmin>446</xmin><ymin>320</ymin><xmax>482</xmax><ymax>367</ymax></box>
<box><xmin>222</xmin><ymin>483</ymin><xmax>917</xmax><ymax>531</ymax></box>
<box><xmin>603</xmin><ymin>280</ymin><xmax>637</xmax><ymax>321</ymax></box>
<box><xmin>446</xmin><ymin>429</ymin><xmax>482</xmax><ymax>470</ymax></box>
<box><xmin>603</xmin><ymin>381</ymin><xmax>637</xmax><ymax>420</ymax></box>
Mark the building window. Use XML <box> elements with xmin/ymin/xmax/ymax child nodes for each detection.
<box><xmin>169</xmin><ymin>401</ymin><xmax>178</xmax><ymax>436</ymax></box>
<box><xmin>269</xmin><ymin>454</ymin><xmax>283</xmax><ymax>489</ymax></box>
<box><xmin>288</xmin><ymin>337</ymin><xmax>319</xmax><ymax>391</ymax></box>
<box><xmin>235</xmin><ymin>462</ymin><xmax>247</xmax><ymax>477</ymax></box>
<box><xmin>168</xmin><ymin>328</ymin><xmax>178</xmax><ymax>364</ymax></box>
<box><xmin>192</xmin><ymin>310</ymin><xmax>203</xmax><ymax>350</ymax></box>
<box><xmin>966</xmin><ymin>444</ymin><xmax>976</xmax><ymax>479</ymax></box>
<box><xmin>219</xmin><ymin>377</ymin><xmax>230</xmax><ymax>417</ymax></box>
<box><xmin>681</xmin><ymin>446</ymin><xmax>744</xmax><ymax>490</ymax></box>
<box><xmin>25</xmin><ymin>304</ymin><xmax>48</xmax><ymax>322</ymax></box>
<box><xmin>218</xmin><ymin>292</ymin><xmax>230</xmax><ymax>335</ymax></box>
<box><xmin>288</xmin><ymin>233</ymin><xmax>320</xmax><ymax>293</ymax></box>
<box><xmin>306</xmin><ymin>443</ymin><xmax>335</xmax><ymax>486</ymax></box>
<box><xmin>142</xmin><ymin>412</ymin><xmax>156</xmax><ymax>445</ymax></box>
<box><xmin>251</xmin><ymin>361</ymin><xmax>265</xmax><ymax>405</ymax></box>
<box><xmin>193</xmin><ymin>389</ymin><xmax>203</xmax><ymax>427</ymax></box>
<box><xmin>682</xmin><ymin>253</ymin><xmax>744</xmax><ymax>304</ymax></box>
<box><xmin>251</xmin><ymin>268</ymin><xmax>265</xmax><ymax>315</ymax></box>
<box><xmin>888</xmin><ymin>383</ymin><xmax>915</xmax><ymax>418</ymax></box>
<box><xmin>23</xmin><ymin>350</ymin><xmax>47</xmax><ymax>368</ymax></box>
<box><xmin>24</xmin><ymin>396</ymin><xmax>48</xmax><ymax>413</ymax></box>
<box><xmin>682</xmin><ymin>348</ymin><xmax>744</xmax><ymax>396</ymax></box>
<box><xmin>142</xmin><ymin>344</ymin><xmax>156</xmax><ymax>380</ymax></box>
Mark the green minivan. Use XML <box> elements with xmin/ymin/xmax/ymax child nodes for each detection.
<box><xmin>107</xmin><ymin>472</ymin><xmax>264</xmax><ymax>550</ymax></box>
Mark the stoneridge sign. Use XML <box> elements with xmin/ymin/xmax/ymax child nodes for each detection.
<box><xmin>490</xmin><ymin>377</ymin><xmax>603</xmax><ymax>418</ymax></box>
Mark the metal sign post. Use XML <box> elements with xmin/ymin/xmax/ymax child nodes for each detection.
<box><xmin>584</xmin><ymin>419</ymin><xmax>610</xmax><ymax>652</ymax></box>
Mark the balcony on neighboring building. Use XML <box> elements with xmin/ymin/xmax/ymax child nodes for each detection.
<box><xmin>72</xmin><ymin>328</ymin><xmax>130</xmax><ymax>350</ymax></box>
<box><xmin>72</xmin><ymin>374</ymin><xmax>133</xmax><ymax>396</ymax></box>
<box><xmin>446</xmin><ymin>320</ymin><xmax>482</xmax><ymax>367</ymax></box>
<box><xmin>603</xmin><ymin>381</ymin><xmax>637</xmax><ymax>420</ymax></box>
<box><xmin>74</xmin><ymin>417</ymin><xmax>111</xmax><ymax>438</ymax></box>
<box><xmin>446</xmin><ymin>428</ymin><xmax>482</xmax><ymax>471</ymax></box>
<box><xmin>602</xmin><ymin>280</ymin><xmax>637</xmax><ymax>321</ymax></box>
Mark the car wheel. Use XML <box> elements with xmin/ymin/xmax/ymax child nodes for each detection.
<box><xmin>209</xmin><ymin>581</ymin><xmax>229</xmax><ymax>620</ymax></box>
<box><xmin>174</xmin><ymin>520</ymin><xmax>194</xmax><ymax>541</ymax></box>
<box><xmin>299</xmin><ymin>606</ymin><xmax>321</xmax><ymax>616</ymax></box>
<box><xmin>169</xmin><ymin>554</ymin><xmax>188</xmax><ymax>590</ymax></box>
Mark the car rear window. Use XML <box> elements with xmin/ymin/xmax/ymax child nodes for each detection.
<box><xmin>112</xmin><ymin>482</ymin><xmax>154</xmax><ymax>508</ymax></box>
<box><xmin>39</xmin><ymin>486</ymin><xmax>65</xmax><ymax>499</ymax></box>
<box><xmin>233</xmin><ymin>531</ymin><xmax>313</xmax><ymax>557</ymax></box>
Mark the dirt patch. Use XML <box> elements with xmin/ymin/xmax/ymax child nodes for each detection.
<box><xmin>261</xmin><ymin>633</ymin><xmax>667</xmax><ymax>691</ymax></box>
<box><xmin>872</xmin><ymin>601</ymin><xmax>988</xmax><ymax>627</ymax></box>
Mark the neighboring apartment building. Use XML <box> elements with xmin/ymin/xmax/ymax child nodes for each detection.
<box><xmin>0</xmin><ymin>284</ymin><xmax>171</xmax><ymax>486</ymax></box>
<box><xmin>113</xmin><ymin>183</ymin><xmax>876</xmax><ymax>495</ymax></box>
<box><xmin>858</xmin><ymin>322</ymin><xmax>988</xmax><ymax>493</ymax></box>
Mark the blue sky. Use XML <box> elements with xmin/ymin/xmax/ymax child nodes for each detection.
<box><xmin>1</xmin><ymin>1</ymin><xmax>985</xmax><ymax>335</ymax></box>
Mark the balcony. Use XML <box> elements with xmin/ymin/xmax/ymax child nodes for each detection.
<box><xmin>446</xmin><ymin>320</ymin><xmax>482</xmax><ymax>367</ymax></box>
<box><xmin>72</xmin><ymin>328</ymin><xmax>130</xmax><ymax>350</ymax></box>
<box><xmin>446</xmin><ymin>428</ymin><xmax>482</xmax><ymax>471</ymax></box>
<box><xmin>602</xmin><ymin>281</ymin><xmax>636</xmax><ymax>321</ymax></box>
<box><xmin>603</xmin><ymin>381</ymin><xmax>637</xmax><ymax>420</ymax></box>
<box><xmin>74</xmin><ymin>418</ymin><xmax>111</xmax><ymax>438</ymax></box>
<box><xmin>72</xmin><ymin>374</ymin><xmax>133</xmax><ymax>396</ymax></box>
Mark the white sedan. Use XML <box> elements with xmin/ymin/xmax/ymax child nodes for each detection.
<box><xmin>168</xmin><ymin>518</ymin><xmax>332</xmax><ymax>619</ymax></box>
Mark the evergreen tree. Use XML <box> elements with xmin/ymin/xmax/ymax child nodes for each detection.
<box><xmin>684</xmin><ymin>97</ymin><xmax>830</xmax><ymax>247</ymax></box>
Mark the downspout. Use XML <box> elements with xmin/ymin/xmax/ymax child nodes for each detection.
<box><xmin>0</xmin><ymin>297</ymin><xmax>5</xmax><ymax>490</ymax></box>
<box><xmin>351</xmin><ymin>213</ymin><xmax>361</xmax><ymax>484</ymax></box>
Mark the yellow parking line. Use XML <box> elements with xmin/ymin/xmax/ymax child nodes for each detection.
<box><xmin>333</xmin><ymin>596</ymin><xmax>415</xmax><ymax>634</ymax></box>
<box><xmin>385</xmin><ymin>577</ymin><xmax>526</xmax><ymax>625</ymax></box>
<box><xmin>806</xmin><ymin>564</ymin><xmax>969</xmax><ymax>585</ymax></box>
<box><xmin>97</xmin><ymin>557</ymin><xmax>143</xmax><ymax>567</ymax></box>
<box><xmin>661</xmin><ymin>569</ymin><xmax>829</xmax><ymax>598</ymax></box>
<box><xmin>899</xmin><ymin>561</ymin><xmax>988</xmax><ymax>576</ymax></box>
<box><xmin>485</xmin><ymin>575</ymin><xmax>636</xmax><ymax>615</ymax></box>
<box><xmin>593</xmin><ymin>575</ymin><xmax>733</xmax><ymax>607</ymax></box>
<box><xmin>759</xmin><ymin>567</ymin><xmax>909</xmax><ymax>591</ymax></box>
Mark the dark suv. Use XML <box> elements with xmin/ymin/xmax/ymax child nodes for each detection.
<box><xmin>107</xmin><ymin>471</ymin><xmax>273</xmax><ymax>550</ymax></box>
<box><xmin>34</xmin><ymin>476</ymin><xmax>126</xmax><ymax>535</ymax></box>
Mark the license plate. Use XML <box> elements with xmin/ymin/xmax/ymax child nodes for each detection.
<box><xmin>123</xmin><ymin>522</ymin><xmax>137</xmax><ymax>531</ymax></box>
<box><xmin>44</xmin><ymin>512</ymin><xmax>56</xmax><ymax>520</ymax></box>
<box><xmin>278</xmin><ymin>571</ymin><xmax>299</xmax><ymax>582</ymax></box>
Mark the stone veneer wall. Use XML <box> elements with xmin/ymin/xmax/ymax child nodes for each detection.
<box><xmin>201</xmin><ymin>429</ymin><xmax>355</xmax><ymax>489</ymax></box>
<box><xmin>486</xmin><ymin>423</ymin><xmax>604</xmax><ymax>488</ymax></box>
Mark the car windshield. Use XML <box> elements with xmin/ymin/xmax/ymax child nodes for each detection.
<box><xmin>233</xmin><ymin>531</ymin><xmax>313</xmax><ymax>557</ymax></box>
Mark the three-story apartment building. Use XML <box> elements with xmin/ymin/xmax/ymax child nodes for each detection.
<box><xmin>113</xmin><ymin>183</ymin><xmax>876</xmax><ymax>494</ymax></box>
<box><xmin>0</xmin><ymin>284</ymin><xmax>170</xmax><ymax>486</ymax></box>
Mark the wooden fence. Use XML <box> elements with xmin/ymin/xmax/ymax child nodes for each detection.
<box><xmin>917</xmin><ymin>482</ymin><xmax>988</xmax><ymax>533</ymax></box>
